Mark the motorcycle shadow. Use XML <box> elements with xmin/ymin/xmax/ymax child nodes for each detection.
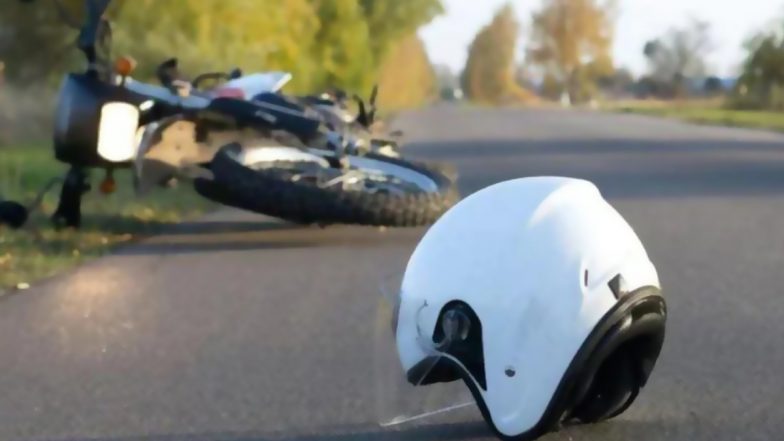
<box><xmin>68</xmin><ymin>216</ymin><xmax>288</xmax><ymax>236</ymax></box>
<box><xmin>32</xmin><ymin>421</ymin><xmax>491</xmax><ymax>441</ymax></box>
<box><xmin>114</xmin><ymin>217</ymin><xmax>425</xmax><ymax>256</ymax></box>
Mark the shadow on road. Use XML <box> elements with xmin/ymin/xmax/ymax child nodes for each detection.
<box><xmin>410</xmin><ymin>138</ymin><xmax>784</xmax><ymax>199</ymax></box>
<box><xmin>117</xmin><ymin>240</ymin><xmax>320</xmax><ymax>255</ymax></box>
<box><xmin>160</xmin><ymin>220</ymin><xmax>306</xmax><ymax>236</ymax></box>
<box><xmin>71</xmin><ymin>217</ymin><xmax>303</xmax><ymax>238</ymax></box>
<box><xmin>115</xmin><ymin>223</ymin><xmax>424</xmax><ymax>256</ymax></box>
<box><xmin>24</xmin><ymin>422</ymin><xmax>491</xmax><ymax>441</ymax></box>
<box><xmin>25</xmin><ymin>417</ymin><xmax>775</xmax><ymax>441</ymax></box>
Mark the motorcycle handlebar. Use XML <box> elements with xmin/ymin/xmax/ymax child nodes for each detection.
<box><xmin>192</xmin><ymin>72</ymin><xmax>231</xmax><ymax>90</ymax></box>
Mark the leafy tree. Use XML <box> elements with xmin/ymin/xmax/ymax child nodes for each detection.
<box><xmin>643</xmin><ymin>18</ymin><xmax>713</xmax><ymax>97</ymax></box>
<box><xmin>308</xmin><ymin>0</ymin><xmax>374</xmax><ymax>93</ymax></box>
<box><xmin>2</xmin><ymin>0</ymin><xmax>444</xmax><ymax>96</ymax></box>
<box><xmin>703</xmin><ymin>76</ymin><xmax>724</xmax><ymax>96</ymax></box>
<box><xmin>111</xmin><ymin>0</ymin><xmax>320</xmax><ymax>91</ymax></box>
<box><xmin>359</xmin><ymin>0</ymin><xmax>443</xmax><ymax>61</ymax></box>
<box><xmin>0</xmin><ymin>0</ymin><xmax>87</xmax><ymax>85</ymax></box>
<box><xmin>733</xmin><ymin>28</ymin><xmax>784</xmax><ymax>109</ymax></box>
<box><xmin>376</xmin><ymin>34</ymin><xmax>436</xmax><ymax>109</ymax></box>
<box><xmin>597</xmin><ymin>67</ymin><xmax>635</xmax><ymax>97</ymax></box>
<box><xmin>462</xmin><ymin>4</ymin><xmax>534</xmax><ymax>104</ymax></box>
<box><xmin>528</xmin><ymin>0</ymin><xmax>615</xmax><ymax>103</ymax></box>
<box><xmin>540</xmin><ymin>72</ymin><xmax>562</xmax><ymax>100</ymax></box>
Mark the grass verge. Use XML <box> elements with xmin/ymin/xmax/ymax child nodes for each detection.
<box><xmin>0</xmin><ymin>145</ymin><xmax>213</xmax><ymax>292</ymax></box>
<box><xmin>605</xmin><ymin>100</ymin><xmax>784</xmax><ymax>132</ymax></box>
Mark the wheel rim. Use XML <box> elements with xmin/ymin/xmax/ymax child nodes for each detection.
<box><xmin>243</xmin><ymin>153</ymin><xmax>439</xmax><ymax>196</ymax></box>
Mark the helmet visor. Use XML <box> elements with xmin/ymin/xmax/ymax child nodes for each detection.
<box><xmin>373</xmin><ymin>272</ymin><xmax>477</xmax><ymax>429</ymax></box>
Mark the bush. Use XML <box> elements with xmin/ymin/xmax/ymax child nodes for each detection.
<box><xmin>0</xmin><ymin>84</ymin><xmax>55</xmax><ymax>146</ymax></box>
<box><xmin>729</xmin><ymin>83</ymin><xmax>784</xmax><ymax>111</ymax></box>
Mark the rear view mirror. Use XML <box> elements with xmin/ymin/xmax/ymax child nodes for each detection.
<box><xmin>77</xmin><ymin>0</ymin><xmax>113</xmax><ymax>66</ymax></box>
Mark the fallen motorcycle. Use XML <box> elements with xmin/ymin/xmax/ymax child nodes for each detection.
<box><xmin>1</xmin><ymin>0</ymin><xmax>459</xmax><ymax>229</ymax></box>
<box><xmin>152</xmin><ymin>57</ymin><xmax>404</xmax><ymax>158</ymax></box>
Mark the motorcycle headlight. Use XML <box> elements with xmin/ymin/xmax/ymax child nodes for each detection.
<box><xmin>97</xmin><ymin>102</ymin><xmax>140</xmax><ymax>163</ymax></box>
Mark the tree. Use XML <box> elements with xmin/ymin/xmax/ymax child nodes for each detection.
<box><xmin>597</xmin><ymin>67</ymin><xmax>635</xmax><ymax>97</ymax></box>
<box><xmin>0</xmin><ymin>0</ymin><xmax>89</xmax><ymax>85</ymax></box>
<box><xmin>540</xmin><ymin>73</ymin><xmax>562</xmax><ymax>100</ymax></box>
<box><xmin>376</xmin><ymin>34</ymin><xmax>437</xmax><ymax>109</ymax></box>
<box><xmin>461</xmin><ymin>4</ymin><xmax>534</xmax><ymax>104</ymax></box>
<box><xmin>643</xmin><ymin>18</ymin><xmax>713</xmax><ymax>97</ymax></box>
<box><xmin>528</xmin><ymin>0</ymin><xmax>615</xmax><ymax>103</ymax></box>
<box><xmin>0</xmin><ymin>0</ymin><xmax>446</xmax><ymax>144</ymax></box>
<box><xmin>733</xmin><ymin>27</ymin><xmax>784</xmax><ymax>109</ymax></box>
<box><xmin>111</xmin><ymin>0</ymin><xmax>321</xmax><ymax>92</ymax></box>
<box><xmin>703</xmin><ymin>76</ymin><xmax>725</xmax><ymax>96</ymax></box>
<box><xmin>1</xmin><ymin>0</ymin><xmax>445</xmax><ymax>117</ymax></box>
<box><xmin>308</xmin><ymin>0</ymin><xmax>374</xmax><ymax>92</ymax></box>
<box><xmin>359</xmin><ymin>0</ymin><xmax>443</xmax><ymax>61</ymax></box>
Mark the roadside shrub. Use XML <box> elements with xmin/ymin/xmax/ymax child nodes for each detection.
<box><xmin>0</xmin><ymin>84</ymin><xmax>55</xmax><ymax>146</ymax></box>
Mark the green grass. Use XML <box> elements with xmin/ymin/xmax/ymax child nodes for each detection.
<box><xmin>606</xmin><ymin>100</ymin><xmax>784</xmax><ymax>132</ymax></box>
<box><xmin>0</xmin><ymin>145</ymin><xmax>213</xmax><ymax>292</ymax></box>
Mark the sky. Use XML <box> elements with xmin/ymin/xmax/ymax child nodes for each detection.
<box><xmin>420</xmin><ymin>0</ymin><xmax>784</xmax><ymax>78</ymax></box>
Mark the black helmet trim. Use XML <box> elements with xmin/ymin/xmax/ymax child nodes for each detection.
<box><xmin>428</xmin><ymin>286</ymin><xmax>666</xmax><ymax>441</ymax></box>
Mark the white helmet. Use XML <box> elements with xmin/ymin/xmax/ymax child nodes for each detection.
<box><xmin>393</xmin><ymin>177</ymin><xmax>666</xmax><ymax>439</ymax></box>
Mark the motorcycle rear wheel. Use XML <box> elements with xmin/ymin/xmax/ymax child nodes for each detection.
<box><xmin>194</xmin><ymin>146</ymin><xmax>459</xmax><ymax>227</ymax></box>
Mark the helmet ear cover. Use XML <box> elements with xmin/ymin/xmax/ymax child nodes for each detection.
<box><xmin>406</xmin><ymin>287</ymin><xmax>666</xmax><ymax>441</ymax></box>
<box><xmin>406</xmin><ymin>301</ymin><xmax>487</xmax><ymax>390</ymax></box>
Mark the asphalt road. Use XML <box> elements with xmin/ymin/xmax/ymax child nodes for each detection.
<box><xmin>2</xmin><ymin>107</ymin><xmax>784</xmax><ymax>441</ymax></box>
